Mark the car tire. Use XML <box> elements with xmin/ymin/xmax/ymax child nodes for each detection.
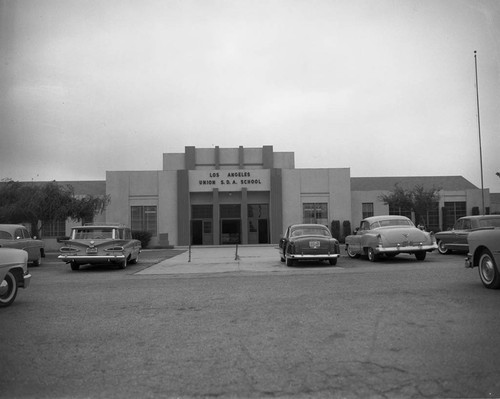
<box><xmin>478</xmin><ymin>249</ymin><xmax>500</xmax><ymax>289</ymax></box>
<box><xmin>280</xmin><ymin>256</ymin><xmax>285</xmax><ymax>262</ymax></box>
<box><xmin>0</xmin><ymin>271</ymin><xmax>18</xmax><ymax>307</ymax></box>
<box><xmin>437</xmin><ymin>240</ymin><xmax>450</xmax><ymax>255</ymax></box>
<box><xmin>70</xmin><ymin>262</ymin><xmax>80</xmax><ymax>271</ymax></box>
<box><xmin>367</xmin><ymin>247</ymin><xmax>378</xmax><ymax>262</ymax></box>
<box><xmin>329</xmin><ymin>258</ymin><xmax>337</xmax><ymax>266</ymax></box>
<box><xmin>346</xmin><ymin>245</ymin><xmax>360</xmax><ymax>259</ymax></box>
<box><xmin>415</xmin><ymin>251</ymin><xmax>426</xmax><ymax>261</ymax></box>
<box><xmin>32</xmin><ymin>252</ymin><xmax>42</xmax><ymax>267</ymax></box>
<box><xmin>285</xmin><ymin>256</ymin><xmax>294</xmax><ymax>267</ymax></box>
<box><xmin>130</xmin><ymin>252</ymin><xmax>139</xmax><ymax>265</ymax></box>
<box><xmin>118</xmin><ymin>257</ymin><xmax>128</xmax><ymax>269</ymax></box>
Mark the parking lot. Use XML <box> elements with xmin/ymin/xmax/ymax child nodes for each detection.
<box><xmin>2</xmin><ymin>247</ymin><xmax>500</xmax><ymax>398</ymax></box>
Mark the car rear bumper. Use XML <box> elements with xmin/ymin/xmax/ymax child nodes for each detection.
<box><xmin>288</xmin><ymin>253</ymin><xmax>340</xmax><ymax>260</ymax></box>
<box><xmin>375</xmin><ymin>243</ymin><xmax>438</xmax><ymax>254</ymax></box>
<box><xmin>58</xmin><ymin>254</ymin><xmax>126</xmax><ymax>263</ymax></box>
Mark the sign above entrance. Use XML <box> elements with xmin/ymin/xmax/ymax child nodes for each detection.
<box><xmin>189</xmin><ymin>169</ymin><xmax>271</xmax><ymax>192</ymax></box>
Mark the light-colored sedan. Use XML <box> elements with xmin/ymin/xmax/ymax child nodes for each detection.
<box><xmin>0</xmin><ymin>224</ymin><xmax>45</xmax><ymax>266</ymax></box>
<box><xmin>0</xmin><ymin>248</ymin><xmax>32</xmax><ymax>307</ymax></box>
<box><xmin>58</xmin><ymin>224</ymin><xmax>141</xmax><ymax>270</ymax></box>
<box><xmin>345</xmin><ymin>215</ymin><xmax>437</xmax><ymax>262</ymax></box>
<box><xmin>465</xmin><ymin>227</ymin><xmax>500</xmax><ymax>289</ymax></box>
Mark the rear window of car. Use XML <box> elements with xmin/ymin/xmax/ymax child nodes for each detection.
<box><xmin>372</xmin><ymin>219</ymin><xmax>413</xmax><ymax>228</ymax></box>
<box><xmin>0</xmin><ymin>230</ymin><xmax>13</xmax><ymax>239</ymax></box>
<box><xmin>292</xmin><ymin>227</ymin><xmax>331</xmax><ymax>237</ymax></box>
<box><xmin>73</xmin><ymin>228</ymin><xmax>115</xmax><ymax>239</ymax></box>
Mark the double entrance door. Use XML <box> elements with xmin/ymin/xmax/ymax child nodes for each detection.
<box><xmin>190</xmin><ymin>204</ymin><xmax>269</xmax><ymax>245</ymax></box>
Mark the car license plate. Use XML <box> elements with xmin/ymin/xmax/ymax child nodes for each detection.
<box><xmin>309</xmin><ymin>241</ymin><xmax>320</xmax><ymax>249</ymax></box>
<box><xmin>86</xmin><ymin>248</ymin><xmax>98</xmax><ymax>254</ymax></box>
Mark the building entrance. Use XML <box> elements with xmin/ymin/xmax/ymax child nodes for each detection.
<box><xmin>220</xmin><ymin>219</ymin><xmax>241</xmax><ymax>244</ymax></box>
<box><xmin>191</xmin><ymin>219</ymin><xmax>213</xmax><ymax>245</ymax></box>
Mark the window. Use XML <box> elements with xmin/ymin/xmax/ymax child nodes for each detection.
<box><xmin>303</xmin><ymin>203</ymin><xmax>328</xmax><ymax>225</ymax></box>
<box><xmin>388</xmin><ymin>205</ymin><xmax>412</xmax><ymax>219</ymax></box>
<box><xmin>131</xmin><ymin>206</ymin><xmax>157</xmax><ymax>236</ymax></box>
<box><xmin>443</xmin><ymin>202</ymin><xmax>466</xmax><ymax>230</ymax></box>
<box><xmin>362</xmin><ymin>203</ymin><xmax>374</xmax><ymax>219</ymax></box>
<box><xmin>43</xmin><ymin>220</ymin><xmax>66</xmax><ymax>237</ymax></box>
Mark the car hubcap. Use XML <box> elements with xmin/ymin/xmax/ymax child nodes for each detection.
<box><xmin>480</xmin><ymin>256</ymin><xmax>494</xmax><ymax>283</ymax></box>
<box><xmin>0</xmin><ymin>279</ymin><xmax>9</xmax><ymax>296</ymax></box>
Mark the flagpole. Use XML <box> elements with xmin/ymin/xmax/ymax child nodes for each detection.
<box><xmin>474</xmin><ymin>50</ymin><xmax>485</xmax><ymax>214</ymax></box>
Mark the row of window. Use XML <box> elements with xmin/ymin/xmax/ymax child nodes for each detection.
<box><xmin>361</xmin><ymin>201</ymin><xmax>466</xmax><ymax>231</ymax></box>
<box><xmin>40</xmin><ymin>201</ymin><xmax>468</xmax><ymax>237</ymax></box>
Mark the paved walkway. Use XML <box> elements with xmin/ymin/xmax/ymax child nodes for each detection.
<box><xmin>137</xmin><ymin>245</ymin><xmax>284</xmax><ymax>275</ymax></box>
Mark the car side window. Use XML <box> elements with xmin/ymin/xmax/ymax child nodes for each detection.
<box><xmin>0</xmin><ymin>230</ymin><xmax>12</xmax><ymax>239</ymax></box>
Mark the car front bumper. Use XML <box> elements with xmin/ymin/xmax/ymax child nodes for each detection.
<box><xmin>374</xmin><ymin>243</ymin><xmax>438</xmax><ymax>254</ymax></box>
<box><xmin>22</xmin><ymin>271</ymin><xmax>31</xmax><ymax>289</ymax></box>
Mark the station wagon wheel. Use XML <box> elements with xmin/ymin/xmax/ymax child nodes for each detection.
<box><xmin>367</xmin><ymin>248</ymin><xmax>378</xmax><ymax>262</ymax></box>
<box><xmin>70</xmin><ymin>262</ymin><xmax>80</xmax><ymax>271</ymax></box>
<box><xmin>285</xmin><ymin>256</ymin><xmax>295</xmax><ymax>267</ymax></box>
<box><xmin>329</xmin><ymin>258</ymin><xmax>337</xmax><ymax>266</ymax></box>
<box><xmin>437</xmin><ymin>240</ymin><xmax>450</xmax><ymax>255</ymax></box>
<box><xmin>0</xmin><ymin>271</ymin><xmax>18</xmax><ymax>307</ymax></box>
<box><xmin>118</xmin><ymin>257</ymin><xmax>128</xmax><ymax>269</ymax></box>
<box><xmin>346</xmin><ymin>245</ymin><xmax>360</xmax><ymax>259</ymax></box>
<box><xmin>415</xmin><ymin>251</ymin><xmax>426</xmax><ymax>261</ymax></box>
<box><xmin>129</xmin><ymin>251</ymin><xmax>139</xmax><ymax>264</ymax></box>
<box><xmin>478</xmin><ymin>249</ymin><xmax>500</xmax><ymax>289</ymax></box>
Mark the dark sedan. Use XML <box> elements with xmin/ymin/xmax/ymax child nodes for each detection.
<box><xmin>435</xmin><ymin>215</ymin><xmax>500</xmax><ymax>254</ymax></box>
<box><xmin>279</xmin><ymin>224</ymin><xmax>340</xmax><ymax>267</ymax></box>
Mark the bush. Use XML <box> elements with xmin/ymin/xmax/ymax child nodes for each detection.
<box><xmin>132</xmin><ymin>230</ymin><xmax>152</xmax><ymax>248</ymax></box>
<box><xmin>330</xmin><ymin>220</ymin><xmax>340</xmax><ymax>239</ymax></box>
<box><xmin>341</xmin><ymin>220</ymin><xmax>352</xmax><ymax>243</ymax></box>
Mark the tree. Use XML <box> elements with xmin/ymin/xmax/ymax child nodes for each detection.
<box><xmin>379</xmin><ymin>183</ymin><xmax>440</xmax><ymax>227</ymax></box>
<box><xmin>0</xmin><ymin>179</ymin><xmax>110</xmax><ymax>237</ymax></box>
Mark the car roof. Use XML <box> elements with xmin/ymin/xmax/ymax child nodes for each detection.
<box><xmin>458</xmin><ymin>215</ymin><xmax>500</xmax><ymax>220</ymax></box>
<box><xmin>71</xmin><ymin>224</ymin><xmax>126</xmax><ymax>229</ymax></box>
<box><xmin>0</xmin><ymin>224</ymin><xmax>28</xmax><ymax>231</ymax></box>
<box><xmin>362</xmin><ymin>215</ymin><xmax>411</xmax><ymax>223</ymax></box>
<box><xmin>289</xmin><ymin>224</ymin><xmax>329</xmax><ymax>229</ymax></box>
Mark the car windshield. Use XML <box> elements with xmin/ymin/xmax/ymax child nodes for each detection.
<box><xmin>291</xmin><ymin>227</ymin><xmax>330</xmax><ymax>237</ymax></box>
<box><xmin>478</xmin><ymin>218</ymin><xmax>500</xmax><ymax>228</ymax></box>
<box><xmin>73</xmin><ymin>228</ymin><xmax>115</xmax><ymax>239</ymax></box>
<box><xmin>370</xmin><ymin>219</ymin><xmax>413</xmax><ymax>229</ymax></box>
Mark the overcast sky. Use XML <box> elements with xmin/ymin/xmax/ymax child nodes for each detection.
<box><xmin>1</xmin><ymin>0</ymin><xmax>499</xmax><ymax>192</ymax></box>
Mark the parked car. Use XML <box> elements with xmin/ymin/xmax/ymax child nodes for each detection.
<box><xmin>0</xmin><ymin>248</ymin><xmax>32</xmax><ymax>307</ymax></box>
<box><xmin>435</xmin><ymin>215</ymin><xmax>500</xmax><ymax>254</ymax></box>
<box><xmin>0</xmin><ymin>224</ymin><xmax>45</xmax><ymax>266</ymax></box>
<box><xmin>279</xmin><ymin>224</ymin><xmax>340</xmax><ymax>266</ymax></box>
<box><xmin>465</xmin><ymin>227</ymin><xmax>500</xmax><ymax>289</ymax></box>
<box><xmin>345</xmin><ymin>215</ymin><xmax>437</xmax><ymax>262</ymax></box>
<box><xmin>58</xmin><ymin>224</ymin><xmax>141</xmax><ymax>271</ymax></box>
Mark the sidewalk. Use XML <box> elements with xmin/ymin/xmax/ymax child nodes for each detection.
<box><xmin>137</xmin><ymin>245</ymin><xmax>282</xmax><ymax>275</ymax></box>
